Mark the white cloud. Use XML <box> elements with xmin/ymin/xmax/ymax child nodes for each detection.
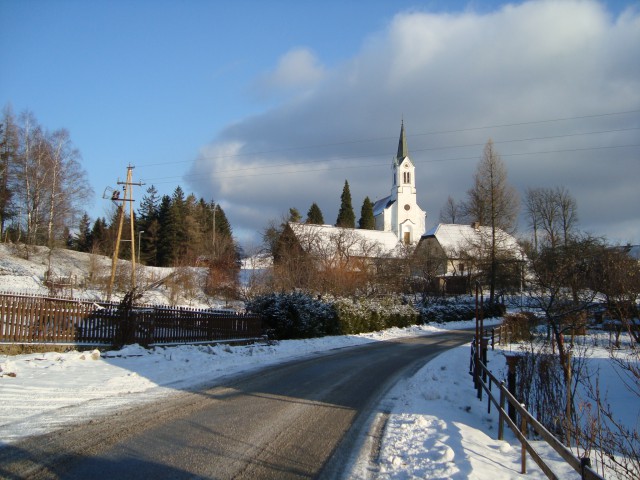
<box><xmin>188</xmin><ymin>0</ymin><xmax>640</xmax><ymax>246</ymax></box>
<box><xmin>253</xmin><ymin>47</ymin><xmax>326</xmax><ymax>98</ymax></box>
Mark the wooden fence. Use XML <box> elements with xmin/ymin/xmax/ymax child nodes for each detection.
<box><xmin>471</xmin><ymin>352</ymin><xmax>604</xmax><ymax>480</ymax></box>
<box><xmin>0</xmin><ymin>293</ymin><xmax>264</xmax><ymax>347</ymax></box>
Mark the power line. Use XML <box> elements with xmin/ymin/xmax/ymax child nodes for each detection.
<box><xmin>144</xmin><ymin>142</ymin><xmax>639</xmax><ymax>185</ymax></box>
<box><xmin>140</xmin><ymin>126</ymin><xmax>640</xmax><ymax>183</ymax></box>
<box><xmin>136</xmin><ymin>109</ymin><xmax>640</xmax><ymax>169</ymax></box>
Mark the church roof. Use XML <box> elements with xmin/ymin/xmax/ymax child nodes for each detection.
<box><xmin>395</xmin><ymin>120</ymin><xmax>411</xmax><ymax>164</ymax></box>
<box><xmin>372</xmin><ymin>195</ymin><xmax>394</xmax><ymax>217</ymax></box>
<box><xmin>288</xmin><ymin>222</ymin><xmax>401</xmax><ymax>258</ymax></box>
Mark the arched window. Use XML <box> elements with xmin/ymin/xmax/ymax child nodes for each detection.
<box><xmin>403</xmin><ymin>172</ymin><xmax>411</xmax><ymax>184</ymax></box>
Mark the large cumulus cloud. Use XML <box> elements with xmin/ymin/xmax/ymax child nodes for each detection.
<box><xmin>187</xmin><ymin>0</ymin><xmax>640</xmax><ymax>246</ymax></box>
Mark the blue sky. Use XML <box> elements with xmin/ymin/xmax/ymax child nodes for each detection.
<box><xmin>1</xmin><ymin>0</ymin><xmax>639</xmax><ymax>248</ymax></box>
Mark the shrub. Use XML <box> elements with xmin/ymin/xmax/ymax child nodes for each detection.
<box><xmin>417</xmin><ymin>296</ymin><xmax>506</xmax><ymax>323</ymax></box>
<box><xmin>333</xmin><ymin>297</ymin><xmax>418</xmax><ymax>335</ymax></box>
<box><xmin>247</xmin><ymin>292</ymin><xmax>338</xmax><ymax>339</ymax></box>
<box><xmin>502</xmin><ymin>312</ymin><xmax>538</xmax><ymax>342</ymax></box>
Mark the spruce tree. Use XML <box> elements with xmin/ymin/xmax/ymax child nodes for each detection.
<box><xmin>358</xmin><ymin>197</ymin><xmax>375</xmax><ymax>229</ymax></box>
<box><xmin>157</xmin><ymin>195</ymin><xmax>178</xmax><ymax>266</ymax></box>
<box><xmin>74</xmin><ymin>212</ymin><xmax>92</xmax><ymax>252</ymax></box>
<box><xmin>336</xmin><ymin>180</ymin><xmax>355</xmax><ymax>228</ymax></box>
<box><xmin>288</xmin><ymin>207</ymin><xmax>301</xmax><ymax>223</ymax></box>
<box><xmin>89</xmin><ymin>217</ymin><xmax>108</xmax><ymax>254</ymax></box>
<box><xmin>137</xmin><ymin>185</ymin><xmax>161</xmax><ymax>265</ymax></box>
<box><xmin>306</xmin><ymin>202</ymin><xmax>324</xmax><ymax>224</ymax></box>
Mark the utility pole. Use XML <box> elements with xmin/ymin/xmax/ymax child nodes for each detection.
<box><xmin>106</xmin><ymin>165</ymin><xmax>144</xmax><ymax>301</ymax></box>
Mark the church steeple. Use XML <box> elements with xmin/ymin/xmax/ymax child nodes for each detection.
<box><xmin>396</xmin><ymin>119</ymin><xmax>409</xmax><ymax>162</ymax></box>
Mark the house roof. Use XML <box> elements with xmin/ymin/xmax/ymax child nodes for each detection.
<box><xmin>422</xmin><ymin>223</ymin><xmax>525</xmax><ymax>258</ymax></box>
<box><xmin>288</xmin><ymin>222</ymin><xmax>401</xmax><ymax>258</ymax></box>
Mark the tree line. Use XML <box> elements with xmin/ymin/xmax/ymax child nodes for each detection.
<box><xmin>1</xmin><ymin>106</ymin><xmax>239</xmax><ymax>271</ymax></box>
<box><xmin>74</xmin><ymin>185</ymin><xmax>237</xmax><ymax>269</ymax></box>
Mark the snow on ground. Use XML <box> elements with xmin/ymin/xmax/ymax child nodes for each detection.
<box><xmin>4</xmin><ymin>319</ymin><xmax>635</xmax><ymax>479</ymax></box>
<box><xmin>1</xmin><ymin>246</ymin><xmax>637</xmax><ymax>478</ymax></box>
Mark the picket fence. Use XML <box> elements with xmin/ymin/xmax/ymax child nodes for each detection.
<box><xmin>0</xmin><ymin>293</ymin><xmax>263</xmax><ymax>347</ymax></box>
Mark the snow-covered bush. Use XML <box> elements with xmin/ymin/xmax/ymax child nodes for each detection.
<box><xmin>247</xmin><ymin>293</ymin><xmax>419</xmax><ymax>339</ymax></box>
<box><xmin>247</xmin><ymin>292</ymin><xmax>338</xmax><ymax>339</ymax></box>
<box><xmin>332</xmin><ymin>297</ymin><xmax>418</xmax><ymax>335</ymax></box>
<box><xmin>418</xmin><ymin>296</ymin><xmax>506</xmax><ymax>323</ymax></box>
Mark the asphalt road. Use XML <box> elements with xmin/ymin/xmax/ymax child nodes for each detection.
<box><xmin>0</xmin><ymin>330</ymin><xmax>473</xmax><ymax>479</ymax></box>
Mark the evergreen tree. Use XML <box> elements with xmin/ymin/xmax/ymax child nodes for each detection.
<box><xmin>74</xmin><ymin>212</ymin><xmax>92</xmax><ymax>252</ymax></box>
<box><xmin>306</xmin><ymin>202</ymin><xmax>324</xmax><ymax>224</ymax></box>
<box><xmin>170</xmin><ymin>186</ymin><xmax>188</xmax><ymax>260</ymax></box>
<box><xmin>335</xmin><ymin>180</ymin><xmax>355</xmax><ymax>228</ymax></box>
<box><xmin>137</xmin><ymin>185</ymin><xmax>161</xmax><ymax>266</ymax></box>
<box><xmin>358</xmin><ymin>197</ymin><xmax>375</xmax><ymax>229</ymax></box>
<box><xmin>157</xmin><ymin>195</ymin><xmax>178</xmax><ymax>266</ymax></box>
<box><xmin>288</xmin><ymin>207</ymin><xmax>301</xmax><ymax>223</ymax></box>
<box><xmin>213</xmin><ymin>203</ymin><xmax>232</xmax><ymax>237</ymax></box>
<box><xmin>89</xmin><ymin>217</ymin><xmax>108</xmax><ymax>254</ymax></box>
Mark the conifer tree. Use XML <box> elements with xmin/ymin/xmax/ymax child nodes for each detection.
<box><xmin>137</xmin><ymin>185</ymin><xmax>161</xmax><ymax>265</ymax></box>
<box><xmin>157</xmin><ymin>195</ymin><xmax>178</xmax><ymax>266</ymax></box>
<box><xmin>306</xmin><ymin>202</ymin><xmax>324</xmax><ymax>224</ymax></box>
<box><xmin>288</xmin><ymin>207</ymin><xmax>302</xmax><ymax>223</ymax></box>
<box><xmin>89</xmin><ymin>217</ymin><xmax>108</xmax><ymax>254</ymax></box>
<box><xmin>358</xmin><ymin>196</ymin><xmax>375</xmax><ymax>229</ymax></box>
<box><xmin>74</xmin><ymin>212</ymin><xmax>92</xmax><ymax>252</ymax></box>
<box><xmin>336</xmin><ymin>180</ymin><xmax>355</xmax><ymax>228</ymax></box>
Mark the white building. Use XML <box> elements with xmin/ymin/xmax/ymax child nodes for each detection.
<box><xmin>373</xmin><ymin>121</ymin><xmax>427</xmax><ymax>245</ymax></box>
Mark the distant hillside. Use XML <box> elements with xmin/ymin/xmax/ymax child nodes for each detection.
<box><xmin>0</xmin><ymin>244</ymin><xmax>238</xmax><ymax>309</ymax></box>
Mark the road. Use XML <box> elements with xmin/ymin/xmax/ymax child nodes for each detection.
<box><xmin>0</xmin><ymin>330</ymin><xmax>472</xmax><ymax>479</ymax></box>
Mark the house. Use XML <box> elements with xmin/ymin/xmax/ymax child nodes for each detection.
<box><xmin>416</xmin><ymin>222</ymin><xmax>526</xmax><ymax>293</ymax></box>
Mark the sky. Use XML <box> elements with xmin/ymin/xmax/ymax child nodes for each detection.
<box><xmin>1</xmin><ymin>0</ymin><xmax>639</xmax><ymax>249</ymax></box>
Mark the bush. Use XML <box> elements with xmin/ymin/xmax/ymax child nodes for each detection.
<box><xmin>417</xmin><ymin>296</ymin><xmax>506</xmax><ymax>323</ymax></box>
<box><xmin>333</xmin><ymin>297</ymin><xmax>418</xmax><ymax>335</ymax></box>
<box><xmin>502</xmin><ymin>312</ymin><xmax>538</xmax><ymax>342</ymax></box>
<box><xmin>247</xmin><ymin>292</ymin><xmax>338</xmax><ymax>339</ymax></box>
<box><xmin>247</xmin><ymin>294</ymin><xmax>419</xmax><ymax>339</ymax></box>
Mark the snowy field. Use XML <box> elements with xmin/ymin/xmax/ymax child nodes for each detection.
<box><xmin>0</xmin><ymin>245</ymin><xmax>637</xmax><ymax>478</ymax></box>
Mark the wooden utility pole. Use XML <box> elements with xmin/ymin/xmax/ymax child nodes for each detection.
<box><xmin>107</xmin><ymin>165</ymin><xmax>143</xmax><ymax>301</ymax></box>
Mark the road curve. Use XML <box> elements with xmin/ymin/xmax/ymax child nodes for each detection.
<box><xmin>0</xmin><ymin>330</ymin><xmax>472</xmax><ymax>479</ymax></box>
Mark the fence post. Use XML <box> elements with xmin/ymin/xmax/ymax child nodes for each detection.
<box><xmin>521</xmin><ymin>405</ymin><xmax>527</xmax><ymax>474</ymax></box>
<box><xmin>498</xmin><ymin>381</ymin><xmax>506</xmax><ymax>440</ymax></box>
<box><xmin>505</xmin><ymin>354</ymin><xmax>520</xmax><ymax>424</ymax></box>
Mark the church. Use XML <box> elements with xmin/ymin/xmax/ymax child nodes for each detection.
<box><xmin>373</xmin><ymin>121</ymin><xmax>427</xmax><ymax>245</ymax></box>
<box><xmin>281</xmin><ymin>122</ymin><xmax>428</xmax><ymax>263</ymax></box>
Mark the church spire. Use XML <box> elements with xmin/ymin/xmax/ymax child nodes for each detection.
<box><xmin>396</xmin><ymin>119</ymin><xmax>408</xmax><ymax>162</ymax></box>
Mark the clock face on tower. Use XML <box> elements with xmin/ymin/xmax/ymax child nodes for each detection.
<box><xmin>404</xmin><ymin>204</ymin><xmax>411</xmax><ymax>211</ymax></box>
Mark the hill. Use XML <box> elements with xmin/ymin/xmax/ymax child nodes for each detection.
<box><xmin>0</xmin><ymin>243</ymin><xmax>234</xmax><ymax>309</ymax></box>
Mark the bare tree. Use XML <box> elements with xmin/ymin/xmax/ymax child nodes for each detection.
<box><xmin>45</xmin><ymin>128</ymin><xmax>93</xmax><ymax>247</ymax></box>
<box><xmin>463</xmin><ymin>139</ymin><xmax>519</xmax><ymax>302</ymax></box>
<box><xmin>439</xmin><ymin>195</ymin><xmax>461</xmax><ymax>224</ymax></box>
<box><xmin>525</xmin><ymin>186</ymin><xmax>578</xmax><ymax>251</ymax></box>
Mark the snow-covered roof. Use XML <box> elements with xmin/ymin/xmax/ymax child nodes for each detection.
<box><xmin>422</xmin><ymin>223</ymin><xmax>524</xmax><ymax>258</ymax></box>
<box><xmin>288</xmin><ymin>222</ymin><xmax>401</xmax><ymax>258</ymax></box>
<box><xmin>373</xmin><ymin>196</ymin><xmax>394</xmax><ymax>217</ymax></box>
